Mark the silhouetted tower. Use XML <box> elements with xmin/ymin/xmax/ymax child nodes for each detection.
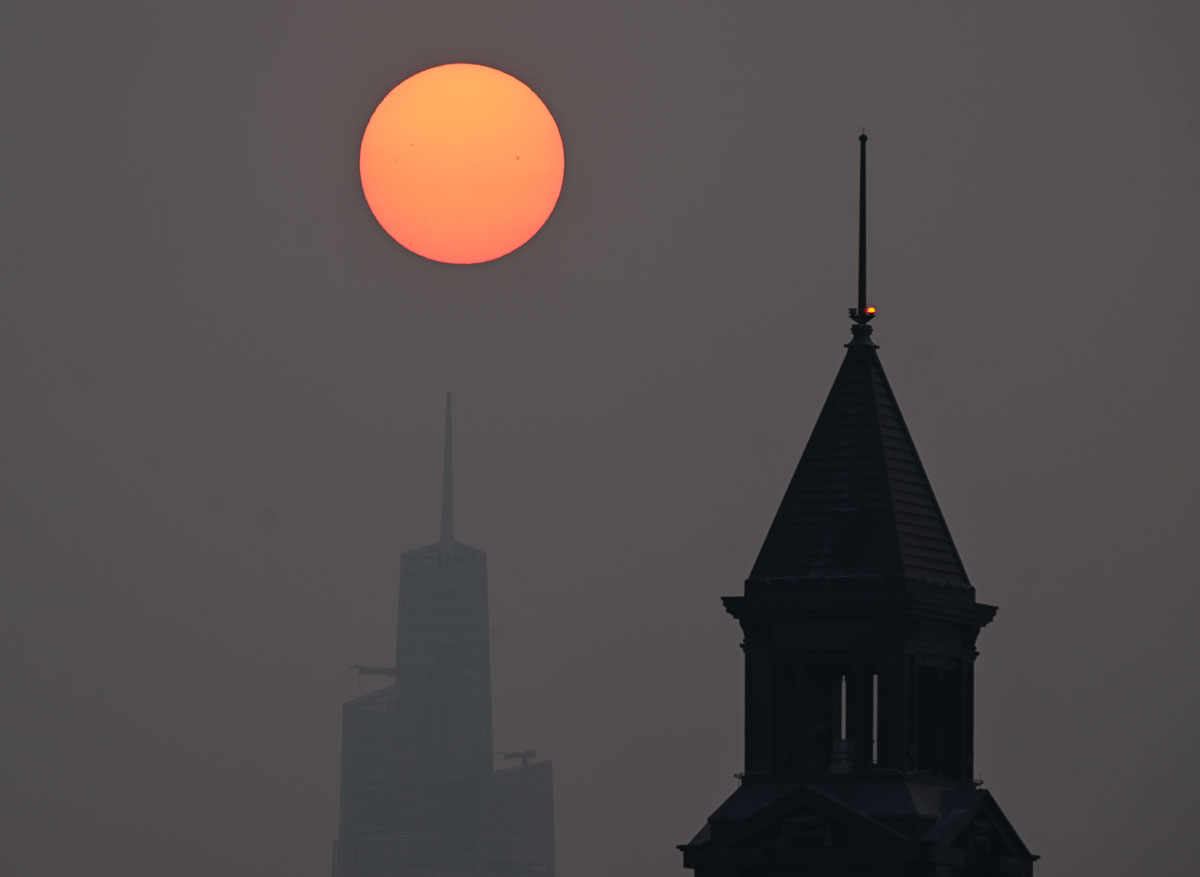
<box><xmin>680</xmin><ymin>137</ymin><xmax>1036</xmax><ymax>876</ymax></box>
<box><xmin>333</xmin><ymin>394</ymin><xmax>554</xmax><ymax>877</ymax></box>
<box><xmin>392</xmin><ymin>393</ymin><xmax>494</xmax><ymax>781</ymax></box>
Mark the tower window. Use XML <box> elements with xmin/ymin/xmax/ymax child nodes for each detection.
<box><xmin>839</xmin><ymin>672</ymin><xmax>847</xmax><ymax>740</ymax></box>
<box><xmin>915</xmin><ymin>660</ymin><xmax>964</xmax><ymax>777</ymax></box>
<box><xmin>872</xmin><ymin>672</ymin><xmax>879</xmax><ymax>765</ymax></box>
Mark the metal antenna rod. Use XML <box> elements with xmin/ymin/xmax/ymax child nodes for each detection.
<box><xmin>439</xmin><ymin>391</ymin><xmax>453</xmax><ymax>544</ymax></box>
<box><xmin>858</xmin><ymin>133</ymin><xmax>868</xmax><ymax>315</ymax></box>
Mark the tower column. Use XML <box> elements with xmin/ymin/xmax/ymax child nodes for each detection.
<box><xmin>963</xmin><ymin>660</ymin><xmax>976</xmax><ymax>779</ymax></box>
<box><xmin>847</xmin><ymin>663</ymin><xmax>871</xmax><ymax>772</ymax></box>
<box><xmin>880</xmin><ymin>652</ymin><xmax>905</xmax><ymax>770</ymax></box>
<box><xmin>743</xmin><ymin>643</ymin><xmax>772</xmax><ymax>775</ymax></box>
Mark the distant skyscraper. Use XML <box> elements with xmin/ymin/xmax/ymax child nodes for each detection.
<box><xmin>333</xmin><ymin>394</ymin><xmax>555</xmax><ymax>877</ymax></box>
<box><xmin>679</xmin><ymin>137</ymin><xmax>1037</xmax><ymax>876</ymax></box>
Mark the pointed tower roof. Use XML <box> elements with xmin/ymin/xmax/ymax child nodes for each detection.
<box><xmin>748</xmin><ymin>135</ymin><xmax>969</xmax><ymax>589</ymax></box>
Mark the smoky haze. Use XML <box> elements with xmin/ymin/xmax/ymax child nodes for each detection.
<box><xmin>2</xmin><ymin>3</ymin><xmax>1197</xmax><ymax>876</ymax></box>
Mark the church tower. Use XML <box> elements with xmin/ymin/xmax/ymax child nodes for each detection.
<box><xmin>679</xmin><ymin>138</ymin><xmax>1036</xmax><ymax>876</ymax></box>
<box><xmin>333</xmin><ymin>394</ymin><xmax>555</xmax><ymax>877</ymax></box>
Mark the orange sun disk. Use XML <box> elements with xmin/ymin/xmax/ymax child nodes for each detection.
<box><xmin>359</xmin><ymin>63</ymin><xmax>565</xmax><ymax>265</ymax></box>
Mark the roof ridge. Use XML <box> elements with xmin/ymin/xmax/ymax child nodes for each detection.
<box><xmin>872</xmin><ymin>351</ymin><xmax>915</xmax><ymax>583</ymax></box>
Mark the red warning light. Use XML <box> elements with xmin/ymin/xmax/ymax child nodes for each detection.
<box><xmin>864</xmin><ymin>306</ymin><xmax>877</xmax><ymax>314</ymax></box>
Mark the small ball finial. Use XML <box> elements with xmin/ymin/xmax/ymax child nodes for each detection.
<box><xmin>859</xmin><ymin>133</ymin><xmax>868</xmax><ymax>143</ymax></box>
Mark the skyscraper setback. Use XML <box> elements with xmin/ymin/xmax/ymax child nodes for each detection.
<box><xmin>332</xmin><ymin>394</ymin><xmax>555</xmax><ymax>877</ymax></box>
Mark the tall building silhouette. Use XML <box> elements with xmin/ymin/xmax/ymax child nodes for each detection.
<box><xmin>333</xmin><ymin>394</ymin><xmax>555</xmax><ymax>877</ymax></box>
<box><xmin>680</xmin><ymin>137</ymin><xmax>1037</xmax><ymax>876</ymax></box>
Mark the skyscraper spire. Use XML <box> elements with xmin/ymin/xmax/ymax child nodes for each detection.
<box><xmin>440</xmin><ymin>391</ymin><xmax>454</xmax><ymax>544</ymax></box>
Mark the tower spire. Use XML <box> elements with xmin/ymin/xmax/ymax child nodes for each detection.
<box><xmin>858</xmin><ymin>132</ymin><xmax>867</xmax><ymax>315</ymax></box>
<box><xmin>440</xmin><ymin>391</ymin><xmax>453</xmax><ymax>544</ymax></box>
<box><xmin>849</xmin><ymin>133</ymin><xmax>876</xmax><ymax>342</ymax></box>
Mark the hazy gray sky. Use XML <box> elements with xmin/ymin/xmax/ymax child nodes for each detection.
<box><xmin>3</xmin><ymin>2</ymin><xmax>1197</xmax><ymax>875</ymax></box>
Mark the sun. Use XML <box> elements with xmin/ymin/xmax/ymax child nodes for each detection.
<box><xmin>359</xmin><ymin>63</ymin><xmax>565</xmax><ymax>265</ymax></box>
